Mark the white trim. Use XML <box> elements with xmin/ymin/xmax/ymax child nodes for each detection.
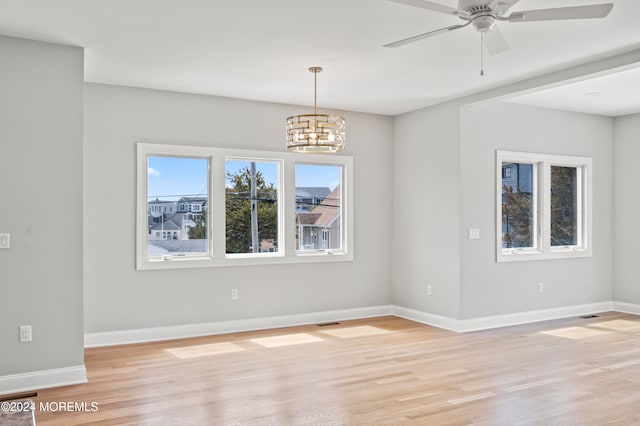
<box><xmin>496</xmin><ymin>150</ymin><xmax>592</xmax><ymax>262</ymax></box>
<box><xmin>137</xmin><ymin>143</ymin><xmax>354</xmax><ymax>270</ymax></box>
<box><xmin>84</xmin><ymin>301</ymin><xmax>634</xmax><ymax>348</ymax></box>
<box><xmin>85</xmin><ymin>305</ymin><xmax>392</xmax><ymax>347</ymax></box>
<box><xmin>612</xmin><ymin>301</ymin><xmax>640</xmax><ymax>316</ymax></box>
<box><xmin>454</xmin><ymin>302</ymin><xmax>612</xmax><ymax>332</ymax></box>
<box><xmin>2</xmin><ymin>303</ymin><xmax>633</xmax><ymax>393</ymax></box>
<box><xmin>0</xmin><ymin>365</ymin><xmax>87</xmax><ymax>395</ymax></box>
<box><xmin>391</xmin><ymin>306</ymin><xmax>461</xmax><ymax>332</ymax></box>
<box><xmin>393</xmin><ymin>302</ymin><xmax>613</xmax><ymax>333</ymax></box>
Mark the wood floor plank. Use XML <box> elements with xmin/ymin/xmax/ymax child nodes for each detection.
<box><xmin>22</xmin><ymin>312</ymin><xmax>640</xmax><ymax>425</ymax></box>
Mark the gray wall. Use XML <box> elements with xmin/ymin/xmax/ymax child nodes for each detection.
<box><xmin>0</xmin><ymin>35</ymin><xmax>634</xmax><ymax>388</ymax></box>
<box><xmin>391</xmin><ymin>98</ymin><xmax>614</xmax><ymax>320</ymax></box>
<box><xmin>613</xmin><ymin>113</ymin><xmax>640</xmax><ymax>304</ymax></box>
<box><xmin>459</xmin><ymin>102</ymin><xmax>613</xmax><ymax>319</ymax></box>
<box><xmin>83</xmin><ymin>83</ymin><xmax>393</xmax><ymax>333</ymax></box>
<box><xmin>391</xmin><ymin>104</ymin><xmax>461</xmax><ymax>319</ymax></box>
<box><xmin>0</xmin><ymin>36</ymin><xmax>84</xmax><ymax>374</ymax></box>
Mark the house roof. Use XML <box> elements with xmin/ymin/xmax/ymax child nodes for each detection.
<box><xmin>296</xmin><ymin>187</ymin><xmax>331</xmax><ymax>200</ymax></box>
<box><xmin>298</xmin><ymin>186</ymin><xmax>340</xmax><ymax>227</ymax></box>
<box><xmin>150</xmin><ymin>219</ymin><xmax>180</xmax><ymax>231</ymax></box>
<box><xmin>149</xmin><ymin>198</ymin><xmax>176</xmax><ymax>205</ymax></box>
<box><xmin>298</xmin><ymin>213</ymin><xmax>321</xmax><ymax>225</ymax></box>
<box><xmin>179</xmin><ymin>197</ymin><xmax>207</xmax><ymax>204</ymax></box>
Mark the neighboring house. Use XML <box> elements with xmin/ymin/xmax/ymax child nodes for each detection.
<box><xmin>147</xmin><ymin>196</ymin><xmax>207</xmax><ymax>241</ymax></box>
<box><xmin>260</xmin><ymin>239</ymin><xmax>277</xmax><ymax>253</ymax></box>
<box><xmin>297</xmin><ymin>186</ymin><xmax>340</xmax><ymax>250</ymax></box>
<box><xmin>148</xmin><ymin>199</ymin><xmax>179</xmax><ymax>240</ymax></box>
<box><xmin>177</xmin><ymin>196</ymin><xmax>207</xmax><ymax>213</ymax></box>
<box><xmin>501</xmin><ymin>163</ymin><xmax>533</xmax><ymax>194</ymax></box>
<box><xmin>174</xmin><ymin>196</ymin><xmax>208</xmax><ymax>239</ymax></box>
<box><xmin>148</xmin><ymin>213</ymin><xmax>209</xmax><ymax>255</ymax></box>
<box><xmin>296</xmin><ymin>187</ymin><xmax>330</xmax><ymax>212</ymax></box>
<box><xmin>147</xmin><ymin>196</ymin><xmax>208</xmax><ymax>240</ymax></box>
<box><xmin>148</xmin><ymin>198</ymin><xmax>177</xmax><ymax>218</ymax></box>
<box><xmin>149</xmin><ymin>219</ymin><xmax>181</xmax><ymax>240</ymax></box>
<box><xmin>176</xmin><ymin>212</ymin><xmax>199</xmax><ymax>240</ymax></box>
<box><xmin>148</xmin><ymin>212</ymin><xmax>204</xmax><ymax>241</ymax></box>
<box><xmin>501</xmin><ymin>163</ymin><xmax>534</xmax><ymax>247</ymax></box>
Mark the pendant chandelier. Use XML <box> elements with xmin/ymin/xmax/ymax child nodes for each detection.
<box><xmin>286</xmin><ymin>67</ymin><xmax>345</xmax><ymax>153</ymax></box>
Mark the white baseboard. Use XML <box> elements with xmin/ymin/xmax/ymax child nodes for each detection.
<box><xmin>454</xmin><ymin>301</ymin><xmax>614</xmax><ymax>332</ymax></box>
<box><xmin>391</xmin><ymin>306</ymin><xmax>461</xmax><ymax>331</ymax></box>
<box><xmin>0</xmin><ymin>365</ymin><xmax>87</xmax><ymax>396</ymax></box>
<box><xmin>393</xmin><ymin>301</ymin><xmax>614</xmax><ymax>333</ymax></box>
<box><xmin>4</xmin><ymin>302</ymin><xmax>633</xmax><ymax>394</ymax></box>
<box><xmin>84</xmin><ymin>300</ymin><xmax>637</xmax><ymax>348</ymax></box>
<box><xmin>85</xmin><ymin>305</ymin><xmax>393</xmax><ymax>347</ymax></box>
<box><xmin>612</xmin><ymin>301</ymin><xmax>640</xmax><ymax>315</ymax></box>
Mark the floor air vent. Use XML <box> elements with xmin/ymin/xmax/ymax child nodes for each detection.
<box><xmin>317</xmin><ymin>322</ymin><xmax>340</xmax><ymax>327</ymax></box>
<box><xmin>579</xmin><ymin>315</ymin><xmax>599</xmax><ymax>319</ymax></box>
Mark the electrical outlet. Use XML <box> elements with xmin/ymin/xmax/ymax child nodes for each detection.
<box><xmin>538</xmin><ymin>282</ymin><xmax>544</xmax><ymax>293</ymax></box>
<box><xmin>19</xmin><ymin>325</ymin><xmax>32</xmax><ymax>342</ymax></box>
<box><xmin>231</xmin><ymin>289</ymin><xmax>238</xmax><ymax>300</ymax></box>
<box><xmin>427</xmin><ymin>285</ymin><xmax>433</xmax><ymax>296</ymax></box>
<box><xmin>0</xmin><ymin>233</ymin><xmax>9</xmax><ymax>249</ymax></box>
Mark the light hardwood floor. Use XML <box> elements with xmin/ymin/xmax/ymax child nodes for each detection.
<box><xmin>31</xmin><ymin>312</ymin><xmax>640</xmax><ymax>425</ymax></box>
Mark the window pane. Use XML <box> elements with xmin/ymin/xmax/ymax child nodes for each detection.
<box><xmin>147</xmin><ymin>156</ymin><xmax>209</xmax><ymax>257</ymax></box>
<box><xmin>295</xmin><ymin>164</ymin><xmax>342</xmax><ymax>251</ymax></box>
<box><xmin>551</xmin><ymin>166</ymin><xmax>578</xmax><ymax>246</ymax></box>
<box><xmin>225</xmin><ymin>160</ymin><xmax>279</xmax><ymax>254</ymax></box>
<box><xmin>501</xmin><ymin>162</ymin><xmax>534</xmax><ymax>248</ymax></box>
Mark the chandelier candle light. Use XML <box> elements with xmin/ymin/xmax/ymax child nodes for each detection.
<box><xmin>286</xmin><ymin>67</ymin><xmax>345</xmax><ymax>153</ymax></box>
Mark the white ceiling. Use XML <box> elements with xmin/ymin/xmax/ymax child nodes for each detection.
<box><xmin>505</xmin><ymin>65</ymin><xmax>640</xmax><ymax>116</ymax></box>
<box><xmin>0</xmin><ymin>0</ymin><xmax>639</xmax><ymax>116</ymax></box>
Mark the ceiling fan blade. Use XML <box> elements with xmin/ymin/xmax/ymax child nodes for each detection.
<box><xmin>505</xmin><ymin>3</ymin><xmax>613</xmax><ymax>22</ymax></box>
<box><xmin>387</xmin><ymin>0</ymin><xmax>470</xmax><ymax>18</ymax></box>
<box><xmin>384</xmin><ymin>22</ymin><xmax>471</xmax><ymax>48</ymax></box>
<box><xmin>483</xmin><ymin>26</ymin><xmax>510</xmax><ymax>55</ymax></box>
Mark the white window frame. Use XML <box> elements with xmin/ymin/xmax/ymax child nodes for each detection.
<box><xmin>496</xmin><ymin>150</ymin><xmax>592</xmax><ymax>263</ymax></box>
<box><xmin>295</xmin><ymin>162</ymin><xmax>346</xmax><ymax>256</ymax></box>
<box><xmin>223</xmin><ymin>156</ymin><xmax>284</xmax><ymax>260</ymax></box>
<box><xmin>499</xmin><ymin>158</ymin><xmax>539</xmax><ymax>255</ymax></box>
<box><xmin>136</xmin><ymin>143</ymin><xmax>353</xmax><ymax>270</ymax></box>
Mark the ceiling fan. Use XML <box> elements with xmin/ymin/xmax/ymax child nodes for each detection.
<box><xmin>384</xmin><ymin>0</ymin><xmax>614</xmax><ymax>58</ymax></box>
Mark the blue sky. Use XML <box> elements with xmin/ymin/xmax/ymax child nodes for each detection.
<box><xmin>148</xmin><ymin>156</ymin><xmax>341</xmax><ymax>200</ymax></box>
<box><xmin>148</xmin><ymin>156</ymin><xmax>208</xmax><ymax>200</ymax></box>
<box><xmin>295</xmin><ymin>164</ymin><xmax>340</xmax><ymax>191</ymax></box>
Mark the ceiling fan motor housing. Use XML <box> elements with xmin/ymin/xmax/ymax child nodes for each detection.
<box><xmin>463</xmin><ymin>4</ymin><xmax>496</xmax><ymax>32</ymax></box>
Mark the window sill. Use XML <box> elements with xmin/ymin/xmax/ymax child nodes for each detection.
<box><xmin>225</xmin><ymin>252</ymin><xmax>284</xmax><ymax>260</ymax></box>
<box><xmin>550</xmin><ymin>246</ymin><xmax>587</xmax><ymax>253</ymax></box>
<box><xmin>295</xmin><ymin>249</ymin><xmax>346</xmax><ymax>256</ymax></box>
<box><xmin>497</xmin><ymin>247</ymin><xmax>591</xmax><ymax>263</ymax></box>
<box><xmin>137</xmin><ymin>251</ymin><xmax>353</xmax><ymax>270</ymax></box>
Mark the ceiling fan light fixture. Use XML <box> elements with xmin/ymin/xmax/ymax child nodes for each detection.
<box><xmin>473</xmin><ymin>15</ymin><xmax>496</xmax><ymax>32</ymax></box>
<box><xmin>286</xmin><ymin>67</ymin><xmax>345</xmax><ymax>154</ymax></box>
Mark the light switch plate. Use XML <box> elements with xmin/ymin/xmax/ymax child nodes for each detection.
<box><xmin>0</xmin><ymin>233</ymin><xmax>9</xmax><ymax>249</ymax></box>
<box><xmin>468</xmin><ymin>228</ymin><xmax>480</xmax><ymax>240</ymax></box>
